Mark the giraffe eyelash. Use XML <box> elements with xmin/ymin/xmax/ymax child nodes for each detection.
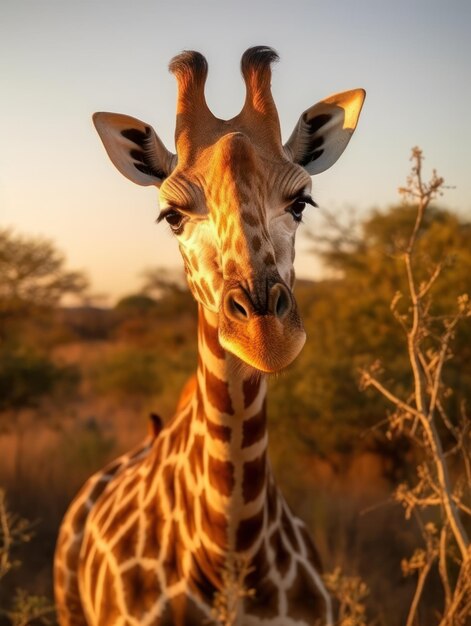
<box><xmin>156</xmin><ymin>207</ymin><xmax>188</xmax><ymax>234</ymax></box>
<box><xmin>297</xmin><ymin>194</ymin><xmax>318</xmax><ymax>208</ymax></box>
<box><xmin>156</xmin><ymin>207</ymin><xmax>179</xmax><ymax>224</ymax></box>
<box><xmin>286</xmin><ymin>195</ymin><xmax>317</xmax><ymax>223</ymax></box>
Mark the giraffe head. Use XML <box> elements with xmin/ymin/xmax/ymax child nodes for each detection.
<box><xmin>94</xmin><ymin>47</ymin><xmax>365</xmax><ymax>373</ymax></box>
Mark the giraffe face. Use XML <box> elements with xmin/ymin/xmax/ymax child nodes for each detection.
<box><xmin>93</xmin><ymin>47</ymin><xmax>365</xmax><ymax>372</ymax></box>
<box><xmin>158</xmin><ymin>132</ymin><xmax>311</xmax><ymax>372</ymax></box>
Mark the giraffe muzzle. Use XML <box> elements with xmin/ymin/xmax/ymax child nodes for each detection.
<box><xmin>220</xmin><ymin>281</ymin><xmax>306</xmax><ymax>372</ymax></box>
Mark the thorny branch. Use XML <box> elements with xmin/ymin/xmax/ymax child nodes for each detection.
<box><xmin>360</xmin><ymin>148</ymin><xmax>471</xmax><ymax>625</ymax></box>
<box><xmin>0</xmin><ymin>490</ymin><xmax>55</xmax><ymax>625</ymax></box>
<box><xmin>0</xmin><ymin>489</ymin><xmax>34</xmax><ymax>580</ymax></box>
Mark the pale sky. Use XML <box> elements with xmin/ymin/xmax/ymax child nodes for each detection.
<box><xmin>1</xmin><ymin>0</ymin><xmax>470</xmax><ymax>302</ymax></box>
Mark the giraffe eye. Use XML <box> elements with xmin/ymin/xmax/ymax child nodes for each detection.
<box><xmin>287</xmin><ymin>199</ymin><xmax>307</xmax><ymax>223</ymax></box>
<box><xmin>286</xmin><ymin>195</ymin><xmax>316</xmax><ymax>223</ymax></box>
<box><xmin>164</xmin><ymin>210</ymin><xmax>186</xmax><ymax>234</ymax></box>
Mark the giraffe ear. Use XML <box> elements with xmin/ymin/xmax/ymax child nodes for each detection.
<box><xmin>284</xmin><ymin>89</ymin><xmax>365</xmax><ymax>175</ymax></box>
<box><xmin>93</xmin><ymin>112</ymin><xmax>176</xmax><ymax>187</ymax></box>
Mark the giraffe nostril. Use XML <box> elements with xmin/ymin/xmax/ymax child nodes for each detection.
<box><xmin>233</xmin><ymin>299</ymin><xmax>248</xmax><ymax>318</ymax></box>
<box><xmin>270</xmin><ymin>283</ymin><xmax>292</xmax><ymax>319</ymax></box>
<box><xmin>223</xmin><ymin>288</ymin><xmax>253</xmax><ymax>322</ymax></box>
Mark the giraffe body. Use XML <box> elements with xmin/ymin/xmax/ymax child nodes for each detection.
<box><xmin>55</xmin><ymin>47</ymin><xmax>365</xmax><ymax>625</ymax></box>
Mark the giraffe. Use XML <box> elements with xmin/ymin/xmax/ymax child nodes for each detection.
<box><xmin>54</xmin><ymin>46</ymin><xmax>365</xmax><ymax>626</ymax></box>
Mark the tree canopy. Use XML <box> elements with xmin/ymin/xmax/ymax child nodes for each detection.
<box><xmin>0</xmin><ymin>228</ymin><xmax>88</xmax><ymax>317</ymax></box>
<box><xmin>269</xmin><ymin>204</ymin><xmax>471</xmax><ymax>453</ymax></box>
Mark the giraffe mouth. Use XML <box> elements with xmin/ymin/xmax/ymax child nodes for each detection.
<box><xmin>219</xmin><ymin>310</ymin><xmax>306</xmax><ymax>373</ymax></box>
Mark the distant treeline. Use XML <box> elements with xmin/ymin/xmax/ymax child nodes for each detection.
<box><xmin>1</xmin><ymin>203</ymin><xmax>470</xmax><ymax>454</ymax></box>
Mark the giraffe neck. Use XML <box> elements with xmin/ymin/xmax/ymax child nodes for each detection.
<box><xmin>192</xmin><ymin>304</ymin><xmax>269</xmax><ymax>556</ymax></box>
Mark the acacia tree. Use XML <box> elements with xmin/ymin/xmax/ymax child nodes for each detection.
<box><xmin>361</xmin><ymin>148</ymin><xmax>471</xmax><ymax>625</ymax></box>
<box><xmin>0</xmin><ymin>228</ymin><xmax>87</xmax><ymax>318</ymax></box>
<box><xmin>0</xmin><ymin>229</ymin><xmax>86</xmax><ymax>416</ymax></box>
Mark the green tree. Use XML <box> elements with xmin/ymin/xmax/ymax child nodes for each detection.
<box><xmin>269</xmin><ymin>200</ymin><xmax>471</xmax><ymax>454</ymax></box>
<box><xmin>0</xmin><ymin>229</ymin><xmax>85</xmax><ymax>415</ymax></box>
<box><xmin>0</xmin><ymin>228</ymin><xmax>88</xmax><ymax>318</ymax></box>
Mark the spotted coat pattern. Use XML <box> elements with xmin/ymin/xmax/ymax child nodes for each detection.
<box><xmin>55</xmin><ymin>308</ymin><xmax>331</xmax><ymax>625</ymax></box>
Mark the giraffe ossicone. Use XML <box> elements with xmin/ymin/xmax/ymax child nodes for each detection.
<box><xmin>54</xmin><ymin>46</ymin><xmax>365</xmax><ymax>625</ymax></box>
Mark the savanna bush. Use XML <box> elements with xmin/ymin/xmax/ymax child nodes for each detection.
<box><xmin>92</xmin><ymin>348</ymin><xmax>163</xmax><ymax>398</ymax></box>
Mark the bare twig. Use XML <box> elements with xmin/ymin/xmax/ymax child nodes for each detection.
<box><xmin>364</xmin><ymin>148</ymin><xmax>471</xmax><ymax>624</ymax></box>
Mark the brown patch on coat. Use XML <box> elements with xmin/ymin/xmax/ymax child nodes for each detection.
<box><xmin>179</xmin><ymin>472</ymin><xmax>196</xmax><ymax>539</ymax></box>
<box><xmin>200</xmin><ymin>490</ymin><xmax>228</xmax><ymax>549</ymax></box>
<box><xmin>236</xmin><ymin>507</ymin><xmax>264</xmax><ymax>551</ymax></box>
<box><xmin>162</xmin><ymin>520</ymin><xmax>184</xmax><ymax>586</ymax></box>
<box><xmin>112</xmin><ymin>520</ymin><xmax>139</xmax><ymax>562</ymax></box>
<box><xmin>162</xmin><ymin>464</ymin><xmax>176</xmax><ymax>510</ymax></box>
<box><xmin>241</xmin><ymin>211</ymin><xmax>258</xmax><ymax>227</ymax></box>
<box><xmin>141</xmin><ymin>501</ymin><xmax>165</xmax><ymax>558</ymax></box>
<box><xmin>252</xmin><ymin>235</ymin><xmax>261</xmax><ymax>252</ymax></box>
<box><xmin>71</xmin><ymin>502</ymin><xmax>89</xmax><ymax>534</ymax></box>
<box><xmin>242</xmin><ymin>402</ymin><xmax>266</xmax><ymax>447</ymax></box>
<box><xmin>242</xmin><ymin>452</ymin><xmax>266</xmax><ymax>503</ymax></box>
<box><xmin>99</xmin><ymin>563</ymin><xmax>121</xmax><ymax>624</ymax></box>
<box><xmin>200</xmin><ymin>314</ymin><xmax>225</xmax><ymax>359</ymax></box>
<box><xmin>87</xmin><ymin>478</ymin><xmax>110</xmax><ymax>504</ymax></box>
<box><xmin>65</xmin><ymin>537</ymin><xmax>82</xmax><ymax>571</ymax></box>
<box><xmin>208</xmin><ymin>456</ymin><xmax>235</xmax><ymax>496</ymax></box>
<box><xmin>89</xmin><ymin>553</ymin><xmax>102</xmax><ymax>605</ymax></box>
<box><xmin>122</xmin><ymin>563</ymin><xmax>160</xmax><ymax>618</ymax></box>
<box><xmin>188</xmin><ymin>434</ymin><xmax>205</xmax><ymax>478</ymax></box>
<box><xmin>171</xmin><ymin>411</ymin><xmax>192</xmax><ymax>453</ymax></box>
<box><xmin>224</xmin><ymin>258</ymin><xmax>238</xmax><ymax>277</ymax></box>
<box><xmin>205</xmin><ymin>368</ymin><xmax>234</xmax><ymax>415</ymax></box>
<box><xmin>270</xmin><ymin>531</ymin><xmax>292</xmax><ymax>576</ymax></box>
<box><xmin>206</xmin><ymin>419</ymin><xmax>232</xmax><ymax>443</ymax></box>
